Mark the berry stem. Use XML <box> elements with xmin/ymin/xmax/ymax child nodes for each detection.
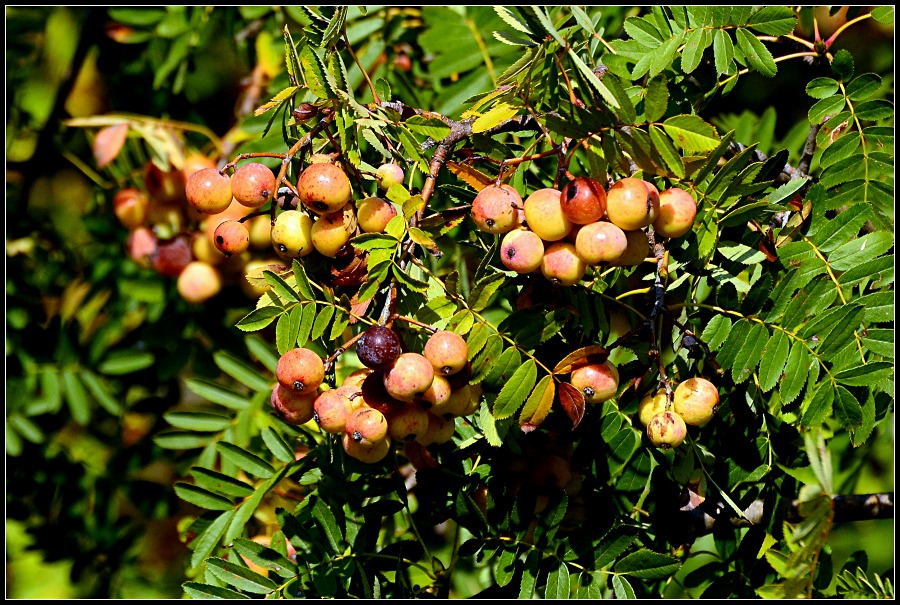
<box><xmin>323</xmin><ymin>331</ymin><xmax>365</xmax><ymax>372</ymax></box>
<box><xmin>393</xmin><ymin>315</ymin><xmax>439</xmax><ymax>334</ymax></box>
<box><xmin>221</xmin><ymin>152</ymin><xmax>289</xmax><ymax>172</ymax></box>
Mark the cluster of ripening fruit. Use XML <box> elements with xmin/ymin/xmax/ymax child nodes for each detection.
<box><xmin>638</xmin><ymin>377</ymin><xmax>720</xmax><ymax>449</ymax></box>
<box><xmin>185</xmin><ymin>157</ymin><xmax>404</xmax><ymax>264</ymax></box>
<box><xmin>114</xmin><ymin>155</ymin><xmax>289</xmax><ymax>304</ymax></box>
<box><xmin>470</xmin><ymin>176</ymin><xmax>698</xmax><ymax>285</ymax></box>
<box><xmin>269</xmin><ymin>326</ymin><xmax>480</xmax><ymax>463</ymax></box>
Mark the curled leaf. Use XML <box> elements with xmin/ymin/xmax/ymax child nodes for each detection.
<box><xmin>246</xmin><ymin>263</ymin><xmax>290</xmax><ymax>289</ymax></box>
<box><xmin>553</xmin><ymin>345</ymin><xmax>609</xmax><ymax>375</ymax></box>
<box><xmin>559</xmin><ymin>382</ymin><xmax>586</xmax><ymax>430</ymax></box>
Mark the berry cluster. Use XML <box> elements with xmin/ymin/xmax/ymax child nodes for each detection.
<box><xmin>471</xmin><ymin>176</ymin><xmax>697</xmax><ymax>286</ymax></box>
<box><xmin>117</xmin><ymin>155</ymin><xmax>278</xmax><ymax>304</ymax></box>
<box><xmin>269</xmin><ymin>327</ymin><xmax>480</xmax><ymax>464</ymax></box>
<box><xmin>637</xmin><ymin>377</ymin><xmax>720</xmax><ymax>449</ymax></box>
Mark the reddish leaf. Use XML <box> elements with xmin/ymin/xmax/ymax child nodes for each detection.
<box><xmin>93</xmin><ymin>124</ymin><xmax>129</xmax><ymax>169</ymax></box>
<box><xmin>328</xmin><ymin>248</ymin><xmax>368</xmax><ymax>287</ymax></box>
<box><xmin>403</xmin><ymin>441</ymin><xmax>439</xmax><ymax>471</ymax></box>
<box><xmin>348</xmin><ymin>293</ymin><xmax>372</xmax><ymax>325</ymax></box>
<box><xmin>558</xmin><ymin>382</ymin><xmax>586</xmax><ymax>430</ymax></box>
<box><xmin>553</xmin><ymin>345</ymin><xmax>609</xmax><ymax>375</ymax></box>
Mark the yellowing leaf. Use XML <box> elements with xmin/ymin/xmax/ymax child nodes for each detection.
<box><xmin>445</xmin><ymin>161</ymin><xmax>495</xmax><ymax>191</ymax></box>
<box><xmin>472</xmin><ymin>102</ymin><xmax>520</xmax><ymax>134</ymax></box>
<box><xmin>519</xmin><ymin>375</ymin><xmax>556</xmax><ymax>432</ymax></box>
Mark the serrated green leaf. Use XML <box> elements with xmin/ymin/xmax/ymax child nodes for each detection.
<box><xmin>264</xmin><ymin>270</ymin><xmax>301</xmax><ymax>303</ymax></box>
<box><xmin>801</xmin><ymin>381</ymin><xmax>834</xmax><ymax>427</ymax></box>
<box><xmin>174</xmin><ymin>482</ymin><xmax>235</xmax><ymax>511</ymax></box>
<box><xmin>624</xmin><ymin>16</ymin><xmax>663</xmax><ymax>46</ymax></box>
<box><xmin>350</xmin><ymin>233</ymin><xmax>399</xmax><ymax>251</ymax></box>
<box><xmin>871</xmin><ymin>6</ymin><xmax>894</xmax><ymax>24</ymax></box>
<box><xmin>662</xmin><ymin>115</ymin><xmax>720</xmax><ymax>152</ymax></box>
<box><xmin>861</xmin><ymin>329</ymin><xmax>893</xmax><ymax>358</ymax></box>
<box><xmin>594</xmin><ymin>526</ymin><xmax>639</xmax><ymax>568</ymax></box>
<box><xmin>405</xmin><ymin>115</ymin><xmax>451</xmax><ymax>139</ymax></box>
<box><xmin>713</xmin><ymin>29</ymin><xmax>734</xmax><ymax>75</ymax></box>
<box><xmin>480</xmin><ymin>402</ymin><xmax>502</xmax><ymax>447</ymax></box>
<box><xmin>214</xmin><ymin>351</ymin><xmax>272</xmax><ymax>393</ymax></box>
<box><xmin>545</xmin><ymin>561</ymin><xmax>571</xmax><ymax>599</ymax></box>
<box><xmin>217</xmin><ymin>442</ymin><xmax>275</xmax><ymax>479</ymax></box>
<box><xmin>779</xmin><ymin>341</ymin><xmax>810</xmax><ymax>405</ymax></box>
<box><xmin>808</xmin><ymin>95</ymin><xmax>847</xmax><ymax>124</ymax></box>
<box><xmin>493</xmin><ymin>360</ymin><xmax>537</xmax><ymax>419</ymax></box>
<box><xmin>165</xmin><ymin>411</ymin><xmax>232</xmax><ymax>432</ymax></box>
<box><xmin>185</xmin><ymin>379</ymin><xmax>251</xmax><ymax>411</ymax></box>
<box><xmin>649</xmin><ymin>33</ymin><xmax>684</xmax><ymax>79</ymax></box>
<box><xmin>614</xmin><ymin>548</ymin><xmax>681</xmax><ymax>579</ymax></box>
<box><xmin>495</xmin><ymin>546</ymin><xmax>519</xmax><ymax>587</ymax></box>
<box><xmin>730</xmin><ymin>322</ymin><xmax>768</xmax><ymax>384</ymax></box>
<box><xmin>518</xmin><ymin>550</ymin><xmax>540</xmax><ymax>598</ymax></box>
<box><xmin>313</xmin><ymin>498</ymin><xmax>344</xmax><ymax>553</ymax></box>
<box><xmin>716</xmin><ymin>319</ymin><xmax>752</xmax><ymax>371</ymax></box>
<box><xmin>644</xmin><ymin>76</ymin><xmax>669</xmax><ymax>123</ymax></box>
<box><xmin>298</xmin><ymin>43</ymin><xmax>330</xmax><ymax>99</ymax></box>
<box><xmin>831</xmin><ymin>49</ymin><xmax>855</xmax><ymax>81</ymax></box>
<box><xmin>717</xmin><ymin>242</ymin><xmax>767</xmax><ymax>264</ymax></box>
<box><xmin>495</xmin><ymin>6</ymin><xmax>534</xmax><ymax>35</ymax></box>
<box><xmin>261</xmin><ymin>427</ymin><xmax>295</xmax><ymax>464</ymax></box>
<box><xmin>649</xmin><ymin>125</ymin><xmax>685</xmax><ymax>178</ymax></box>
<box><xmin>188</xmin><ymin>509</ymin><xmax>236</xmax><ymax>569</ymax></box>
<box><xmin>702</xmin><ymin>314</ymin><xmax>733</xmax><ymax>351</ymax></box>
<box><xmin>735</xmin><ymin>28</ymin><xmax>777</xmax><ymax>77</ymax></box>
<box><xmin>183</xmin><ymin>581</ymin><xmax>249</xmax><ymax>600</ymax></box>
<box><xmin>834</xmin><ymin>385</ymin><xmax>863</xmax><ymax>429</ymax></box>
<box><xmin>747</xmin><ymin>6</ymin><xmax>797</xmax><ymax>36</ymax></box>
<box><xmin>526</xmin><ymin>6</ymin><xmax>565</xmax><ymax>46</ymax></box>
<box><xmin>311</xmin><ymin>305</ymin><xmax>335</xmax><ymax>341</ymax></box>
<box><xmin>568</xmin><ymin>49</ymin><xmax>622</xmax><ymax>111</ymax></box>
<box><xmin>612</xmin><ymin>575</ymin><xmax>636</xmax><ymax>599</ymax></box>
<box><xmin>806</xmin><ymin>77</ymin><xmax>840</xmax><ymax>99</ymax></box>
<box><xmin>829</xmin><ymin>232</ymin><xmax>893</xmax><ymax>273</ymax></box>
<box><xmin>471</xmin><ymin>334</ymin><xmax>503</xmax><ymax>384</ymax></box>
<box><xmin>469</xmin><ymin>272</ymin><xmax>506</xmax><ymax>312</ymax></box>
<box><xmin>291</xmin><ymin>260</ymin><xmax>315</xmax><ymax>299</ymax></box>
<box><xmin>855</xmin><ymin>291</ymin><xmax>893</xmax><ymax>324</ymax></box>
<box><xmin>681</xmin><ymin>28</ymin><xmax>712</xmax><ymax>74</ymax></box>
<box><xmin>236</xmin><ymin>307</ymin><xmax>282</xmax><ymax>332</ymax></box>
<box><xmin>833</xmin><ymin>362</ymin><xmax>894</xmax><ymax>387</ymax></box>
<box><xmin>758</xmin><ymin>329</ymin><xmax>790</xmax><ymax>392</ymax></box>
<box><xmin>483</xmin><ymin>347</ymin><xmax>523</xmax><ymax>390</ymax></box>
<box><xmin>206</xmin><ymin>557</ymin><xmax>279</xmax><ymax>594</ymax></box>
<box><xmin>232</xmin><ymin>538</ymin><xmax>298</xmax><ymax>579</ymax></box>
<box><xmin>191</xmin><ymin>467</ymin><xmax>255</xmax><ymax>499</ymax></box>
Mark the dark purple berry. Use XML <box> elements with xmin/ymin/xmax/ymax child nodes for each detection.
<box><xmin>356</xmin><ymin>325</ymin><xmax>403</xmax><ymax>370</ymax></box>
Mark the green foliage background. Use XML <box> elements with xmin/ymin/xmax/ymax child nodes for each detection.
<box><xmin>6</xmin><ymin>6</ymin><xmax>894</xmax><ymax>599</ymax></box>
